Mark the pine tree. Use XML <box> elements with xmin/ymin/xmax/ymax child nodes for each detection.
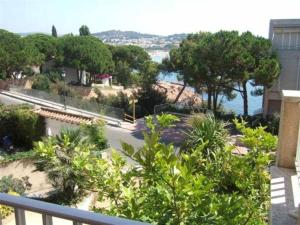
<box><xmin>52</xmin><ymin>25</ymin><xmax>57</xmax><ymax>37</ymax></box>
<box><xmin>79</xmin><ymin>25</ymin><xmax>90</xmax><ymax>36</ymax></box>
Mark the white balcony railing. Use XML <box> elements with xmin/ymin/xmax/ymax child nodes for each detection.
<box><xmin>0</xmin><ymin>193</ymin><xmax>150</xmax><ymax>225</ymax></box>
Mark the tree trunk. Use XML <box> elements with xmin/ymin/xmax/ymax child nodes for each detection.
<box><xmin>213</xmin><ymin>90</ymin><xmax>219</xmax><ymax>113</ymax></box>
<box><xmin>77</xmin><ymin>70</ymin><xmax>82</xmax><ymax>84</ymax></box>
<box><xmin>173</xmin><ymin>83</ymin><xmax>186</xmax><ymax>103</ymax></box>
<box><xmin>40</xmin><ymin>64</ymin><xmax>43</xmax><ymax>74</ymax></box>
<box><xmin>242</xmin><ymin>81</ymin><xmax>248</xmax><ymax>116</ymax></box>
<box><xmin>207</xmin><ymin>88</ymin><xmax>212</xmax><ymax>110</ymax></box>
<box><xmin>79</xmin><ymin>70</ymin><xmax>83</xmax><ymax>86</ymax></box>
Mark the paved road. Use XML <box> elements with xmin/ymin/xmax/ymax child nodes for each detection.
<box><xmin>0</xmin><ymin>93</ymin><xmax>145</xmax><ymax>150</ymax></box>
<box><xmin>0</xmin><ymin>93</ymin><xmax>31</xmax><ymax>105</ymax></box>
<box><xmin>0</xmin><ymin>93</ymin><xmax>186</xmax><ymax>151</ymax></box>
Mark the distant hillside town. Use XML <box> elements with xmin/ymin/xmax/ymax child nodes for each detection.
<box><xmin>92</xmin><ymin>30</ymin><xmax>188</xmax><ymax>50</ymax></box>
<box><xmin>19</xmin><ymin>30</ymin><xmax>188</xmax><ymax>50</ymax></box>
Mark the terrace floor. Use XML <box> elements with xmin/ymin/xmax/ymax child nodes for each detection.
<box><xmin>270</xmin><ymin>166</ymin><xmax>299</xmax><ymax>225</ymax></box>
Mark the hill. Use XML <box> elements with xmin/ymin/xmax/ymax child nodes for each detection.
<box><xmin>92</xmin><ymin>30</ymin><xmax>188</xmax><ymax>50</ymax></box>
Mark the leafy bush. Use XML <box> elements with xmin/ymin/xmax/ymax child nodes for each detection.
<box><xmin>44</xmin><ymin>70</ymin><xmax>63</xmax><ymax>83</ymax></box>
<box><xmin>34</xmin><ymin>125</ymin><xmax>107</xmax><ymax>204</ymax></box>
<box><xmin>80</xmin><ymin>120</ymin><xmax>108</xmax><ymax>150</ymax></box>
<box><xmin>32</xmin><ymin>74</ymin><xmax>51</xmax><ymax>91</ymax></box>
<box><xmin>93</xmin><ymin>87</ymin><xmax>167</xmax><ymax>118</ymax></box>
<box><xmin>0</xmin><ymin>176</ymin><xmax>31</xmax><ymax>218</ymax></box>
<box><xmin>236</xmin><ymin>113</ymin><xmax>280</xmax><ymax>135</ymax></box>
<box><xmin>0</xmin><ymin>175</ymin><xmax>31</xmax><ymax>194</ymax></box>
<box><xmin>234</xmin><ymin>118</ymin><xmax>278</xmax><ymax>153</ymax></box>
<box><xmin>50</xmin><ymin>81</ymin><xmax>76</xmax><ymax>97</ymax></box>
<box><xmin>134</xmin><ymin>86</ymin><xmax>167</xmax><ymax>117</ymax></box>
<box><xmin>263</xmin><ymin>113</ymin><xmax>280</xmax><ymax>135</ymax></box>
<box><xmin>94</xmin><ymin>90</ymin><xmax>131</xmax><ymax>114</ymax></box>
<box><xmin>91</xmin><ymin>114</ymin><xmax>275</xmax><ymax>224</ymax></box>
<box><xmin>0</xmin><ymin>191</ymin><xmax>18</xmax><ymax>218</ymax></box>
<box><xmin>0</xmin><ymin>104</ymin><xmax>45</xmax><ymax>149</ymax></box>
<box><xmin>0</xmin><ymin>150</ymin><xmax>35</xmax><ymax>163</ymax></box>
<box><xmin>184</xmin><ymin>114</ymin><xmax>229</xmax><ymax>160</ymax></box>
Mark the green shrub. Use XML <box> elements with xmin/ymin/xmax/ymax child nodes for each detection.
<box><xmin>80</xmin><ymin>121</ymin><xmax>108</xmax><ymax>150</ymax></box>
<box><xmin>34</xmin><ymin>126</ymin><xmax>107</xmax><ymax>204</ymax></box>
<box><xmin>93</xmin><ymin>87</ymin><xmax>167</xmax><ymax>118</ymax></box>
<box><xmin>235</xmin><ymin>113</ymin><xmax>280</xmax><ymax>135</ymax></box>
<box><xmin>0</xmin><ymin>175</ymin><xmax>31</xmax><ymax>195</ymax></box>
<box><xmin>91</xmin><ymin>114</ymin><xmax>274</xmax><ymax>224</ymax></box>
<box><xmin>0</xmin><ymin>176</ymin><xmax>31</xmax><ymax>218</ymax></box>
<box><xmin>234</xmin><ymin>118</ymin><xmax>278</xmax><ymax>153</ymax></box>
<box><xmin>94</xmin><ymin>90</ymin><xmax>131</xmax><ymax>114</ymax></box>
<box><xmin>0</xmin><ymin>150</ymin><xmax>35</xmax><ymax>163</ymax></box>
<box><xmin>184</xmin><ymin>114</ymin><xmax>228</xmax><ymax>160</ymax></box>
<box><xmin>135</xmin><ymin>86</ymin><xmax>167</xmax><ymax>117</ymax></box>
<box><xmin>50</xmin><ymin>81</ymin><xmax>76</xmax><ymax>97</ymax></box>
<box><xmin>44</xmin><ymin>70</ymin><xmax>63</xmax><ymax>83</ymax></box>
<box><xmin>32</xmin><ymin>74</ymin><xmax>51</xmax><ymax>91</ymax></box>
<box><xmin>0</xmin><ymin>104</ymin><xmax>45</xmax><ymax>149</ymax></box>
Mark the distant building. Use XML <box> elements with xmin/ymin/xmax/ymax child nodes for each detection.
<box><xmin>95</xmin><ymin>74</ymin><xmax>112</xmax><ymax>87</ymax></box>
<box><xmin>263</xmin><ymin>19</ymin><xmax>300</xmax><ymax>115</ymax></box>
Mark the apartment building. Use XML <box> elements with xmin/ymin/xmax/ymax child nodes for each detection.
<box><xmin>263</xmin><ymin>19</ymin><xmax>300</xmax><ymax>115</ymax></box>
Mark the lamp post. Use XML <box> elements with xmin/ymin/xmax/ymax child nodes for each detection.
<box><xmin>61</xmin><ymin>70</ymin><xmax>67</xmax><ymax>110</ymax></box>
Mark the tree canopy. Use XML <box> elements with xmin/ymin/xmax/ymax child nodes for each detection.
<box><xmin>79</xmin><ymin>25</ymin><xmax>91</xmax><ymax>36</ymax></box>
<box><xmin>52</xmin><ymin>25</ymin><xmax>57</xmax><ymax>37</ymax></box>
<box><xmin>0</xmin><ymin>29</ymin><xmax>44</xmax><ymax>79</ymax></box>
<box><xmin>24</xmin><ymin>33</ymin><xmax>58</xmax><ymax>62</ymax></box>
<box><xmin>163</xmin><ymin>31</ymin><xmax>280</xmax><ymax>115</ymax></box>
<box><xmin>58</xmin><ymin>35</ymin><xmax>114</xmax><ymax>84</ymax></box>
<box><xmin>109</xmin><ymin>45</ymin><xmax>157</xmax><ymax>87</ymax></box>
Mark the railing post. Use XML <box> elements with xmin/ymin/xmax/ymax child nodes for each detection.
<box><xmin>14</xmin><ymin>208</ymin><xmax>26</xmax><ymax>225</ymax></box>
<box><xmin>42</xmin><ymin>214</ymin><xmax>53</xmax><ymax>225</ymax></box>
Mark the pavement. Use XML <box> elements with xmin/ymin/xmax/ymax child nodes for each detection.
<box><xmin>0</xmin><ymin>93</ymin><xmax>188</xmax><ymax>151</ymax></box>
<box><xmin>270</xmin><ymin>166</ymin><xmax>299</xmax><ymax>225</ymax></box>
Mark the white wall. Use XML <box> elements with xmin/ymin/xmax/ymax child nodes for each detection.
<box><xmin>45</xmin><ymin>118</ymin><xmax>79</xmax><ymax>136</ymax></box>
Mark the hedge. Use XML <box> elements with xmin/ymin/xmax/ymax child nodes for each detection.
<box><xmin>0</xmin><ymin>104</ymin><xmax>45</xmax><ymax>149</ymax></box>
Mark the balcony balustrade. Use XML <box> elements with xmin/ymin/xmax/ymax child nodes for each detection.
<box><xmin>0</xmin><ymin>193</ymin><xmax>149</xmax><ymax>225</ymax></box>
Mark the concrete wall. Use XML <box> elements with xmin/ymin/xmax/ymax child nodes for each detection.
<box><xmin>45</xmin><ymin>118</ymin><xmax>79</xmax><ymax>136</ymax></box>
<box><xmin>0</xmin><ymin>159</ymin><xmax>51</xmax><ymax>194</ymax></box>
<box><xmin>277</xmin><ymin>90</ymin><xmax>300</xmax><ymax>168</ymax></box>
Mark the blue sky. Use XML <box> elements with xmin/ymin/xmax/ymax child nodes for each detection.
<box><xmin>1</xmin><ymin>0</ymin><xmax>300</xmax><ymax>37</ymax></box>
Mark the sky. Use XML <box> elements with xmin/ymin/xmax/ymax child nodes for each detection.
<box><xmin>1</xmin><ymin>0</ymin><xmax>300</xmax><ymax>37</ymax></box>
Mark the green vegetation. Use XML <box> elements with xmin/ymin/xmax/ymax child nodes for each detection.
<box><xmin>0</xmin><ymin>175</ymin><xmax>32</xmax><ymax>218</ymax></box>
<box><xmin>163</xmin><ymin>31</ymin><xmax>280</xmax><ymax>115</ymax></box>
<box><xmin>57</xmin><ymin>35</ymin><xmax>114</xmax><ymax>85</ymax></box>
<box><xmin>0</xmin><ymin>150</ymin><xmax>35</xmax><ymax>163</ymax></box>
<box><xmin>79</xmin><ymin>121</ymin><xmax>108</xmax><ymax>150</ymax></box>
<box><xmin>32</xmin><ymin>112</ymin><xmax>276</xmax><ymax>224</ymax></box>
<box><xmin>89</xmin><ymin>114</ymin><xmax>276</xmax><ymax>224</ymax></box>
<box><xmin>34</xmin><ymin>122</ymin><xmax>108</xmax><ymax>204</ymax></box>
<box><xmin>134</xmin><ymin>85</ymin><xmax>167</xmax><ymax>116</ymax></box>
<box><xmin>109</xmin><ymin>45</ymin><xmax>159</xmax><ymax>88</ymax></box>
<box><xmin>0</xmin><ymin>29</ymin><xmax>44</xmax><ymax>79</ymax></box>
<box><xmin>24</xmin><ymin>33</ymin><xmax>58</xmax><ymax>62</ymax></box>
<box><xmin>94</xmin><ymin>86</ymin><xmax>167</xmax><ymax>117</ymax></box>
<box><xmin>0</xmin><ymin>175</ymin><xmax>31</xmax><ymax>195</ymax></box>
<box><xmin>184</xmin><ymin>114</ymin><xmax>228</xmax><ymax>159</ymax></box>
<box><xmin>79</xmin><ymin>25</ymin><xmax>91</xmax><ymax>36</ymax></box>
<box><xmin>32</xmin><ymin>74</ymin><xmax>51</xmax><ymax>91</ymax></box>
<box><xmin>52</xmin><ymin>25</ymin><xmax>57</xmax><ymax>37</ymax></box>
<box><xmin>0</xmin><ymin>104</ymin><xmax>45</xmax><ymax>149</ymax></box>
